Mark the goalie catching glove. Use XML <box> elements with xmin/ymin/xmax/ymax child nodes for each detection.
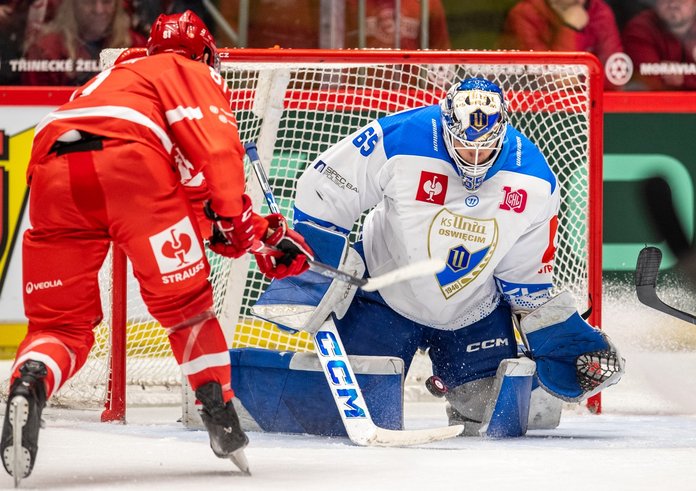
<box><xmin>518</xmin><ymin>291</ymin><xmax>625</xmax><ymax>402</ymax></box>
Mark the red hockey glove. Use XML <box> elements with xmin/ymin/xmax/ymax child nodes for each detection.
<box><xmin>205</xmin><ymin>194</ymin><xmax>268</xmax><ymax>259</ymax></box>
<box><xmin>255</xmin><ymin>214</ymin><xmax>314</xmax><ymax>279</ymax></box>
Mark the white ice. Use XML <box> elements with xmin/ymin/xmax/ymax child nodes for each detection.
<box><xmin>1</xmin><ymin>283</ymin><xmax>696</xmax><ymax>490</ymax></box>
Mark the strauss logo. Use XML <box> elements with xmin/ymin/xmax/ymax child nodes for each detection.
<box><xmin>160</xmin><ymin>228</ymin><xmax>193</xmax><ymax>266</ymax></box>
<box><xmin>423</xmin><ymin>175</ymin><xmax>443</xmax><ymax>202</ymax></box>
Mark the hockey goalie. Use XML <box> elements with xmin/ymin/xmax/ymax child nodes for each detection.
<box><xmin>251</xmin><ymin>77</ymin><xmax>625</xmax><ymax>438</ymax></box>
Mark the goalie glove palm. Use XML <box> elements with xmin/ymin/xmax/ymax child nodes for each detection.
<box><xmin>205</xmin><ymin>194</ymin><xmax>268</xmax><ymax>259</ymax></box>
<box><xmin>255</xmin><ymin>214</ymin><xmax>313</xmax><ymax>279</ymax></box>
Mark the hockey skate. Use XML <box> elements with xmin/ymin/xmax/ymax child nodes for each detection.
<box><xmin>195</xmin><ymin>382</ymin><xmax>250</xmax><ymax>475</ymax></box>
<box><xmin>1</xmin><ymin>360</ymin><xmax>48</xmax><ymax>487</ymax></box>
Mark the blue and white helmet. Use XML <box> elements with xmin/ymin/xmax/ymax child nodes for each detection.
<box><xmin>440</xmin><ymin>78</ymin><xmax>509</xmax><ymax>192</ymax></box>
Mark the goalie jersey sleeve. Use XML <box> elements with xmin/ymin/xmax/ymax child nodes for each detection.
<box><xmin>294</xmin><ymin>105</ymin><xmax>560</xmax><ymax>330</ymax></box>
<box><xmin>30</xmin><ymin>53</ymin><xmax>246</xmax><ymax>219</ymax></box>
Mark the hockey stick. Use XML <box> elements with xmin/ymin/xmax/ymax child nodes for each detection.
<box><xmin>635</xmin><ymin>246</ymin><xmax>696</xmax><ymax>324</ymax></box>
<box><xmin>245</xmin><ymin>142</ymin><xmax>464</xmax><ymax>446</ymax></box>
<box><xmin>244</xmin><ymin>142</ymin><xmax>445</xmax><ymax>291</ymax></box>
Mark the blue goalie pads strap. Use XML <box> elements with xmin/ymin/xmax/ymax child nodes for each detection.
<box><xmin>480</xmin><ymin>357</ymin><xmax>535</xmax><ymax>438</ymax></box>
<box><xmin>229</xmin><ymin>348</ymin><xmax>404</xmax><ymax>437</ymax></box>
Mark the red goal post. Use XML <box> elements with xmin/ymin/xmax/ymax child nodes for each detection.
<box><xmin>72</xmin><ymin>49</ymin><xmax>604</xmax><ymax>421</ymax></box>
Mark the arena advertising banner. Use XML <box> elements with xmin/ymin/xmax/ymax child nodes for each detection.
<box><xmin>0</xmin><ymin>101</ymin><xmax>62</xmax><ymax>323</ymax></box>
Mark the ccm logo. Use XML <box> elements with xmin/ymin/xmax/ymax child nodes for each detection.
<box><xmin>466</xmin><ymin>338</ymin><xmax>509</xmax><ymax>352</ymax></box>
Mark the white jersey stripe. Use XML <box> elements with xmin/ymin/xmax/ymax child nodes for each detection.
<box><xmin>35</xmin><ymin>106</ymin><xmax>174</xmax><ymax>153</ymax></box>
<box><xmin>166</xmin><ymin>106</ymin><xmax>203</xmax><ymax>125</ymax></box>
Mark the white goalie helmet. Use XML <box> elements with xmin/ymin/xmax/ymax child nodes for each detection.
<box><xmin>440</xmin><ymin>77</ymin><xmax>509</xmax><ymax>192</ymax></box>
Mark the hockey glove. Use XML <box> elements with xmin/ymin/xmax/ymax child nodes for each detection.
<box><xmin>205</xmin><ymin>194</ymin><xmax>268</xmax><ymax>259</ymax></box>
<box><xmin>519</xmin><ymin>291</ymin><xmax>625</xmax><ymax>402</ymax></box>
<box><xmin>255</xmin><ymin>214</ymin><xmax>313</xmax><ymax>279</ymax></box>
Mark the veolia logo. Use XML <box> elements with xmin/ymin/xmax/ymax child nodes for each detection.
<box><xmin>25</xmin><ymin>279</ymin><xmax>63</xmax><ymax>295</ymax></box>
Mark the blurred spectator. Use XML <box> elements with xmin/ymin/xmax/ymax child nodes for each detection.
<box><xmin>123</xmin><ymin>1</ymin><xmax>214</xmax><ymax>40</ymax></box>
<box><xmin>125</xmin><ymin>0</ymin><xmax>166</xmax><ymax>38</ymax></box>
<box><xmin>622</xmin><ymin>0</ymin><xmax>696</xmax><ymax>90</ymax></box>
<box><xmin>604</xmin><ymin>0</ymin><xmax>651</xmax><ymax>29</ymax></box>
<box><xmin>498</xmin><ymin>0</ymin><xmax>623</xmax><ymax>89</ymax></box>
<box><xmin>215</xmin><ymin>0</ymin><xmax>449</xmax><ymax>49</ymax></box>
<box><xmin>22</xmin><ymin>0</ymin><xmax>146</xmax><ymax>86</ymax></box>
<box><xmin>344</xmin><ymin>0</ymin><xmax>451</xmax><ymax>49</ymax></box>
<box><xmin>216</xmin><ymin>0</ymin><xmax>320</xmax><ymax>48</ymax></box>
<box><xmin>0</xmin><ymin>1</ymin><xmax>31</xmax><ymax>84</ymax></box>
<box><xmin>24</xmin><ymin>0</ymin><xmax>62</xmax><ymax>47</ymax></box>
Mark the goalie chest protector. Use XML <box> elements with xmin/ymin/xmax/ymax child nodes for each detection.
<box><xmin>229</xmin><ymin>348</ymin><xmax>404</xmax><ymax>437</ymax></box>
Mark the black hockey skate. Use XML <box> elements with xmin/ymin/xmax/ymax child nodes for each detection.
<box><xmin>195</xmin><ymin>382</ymin><xmax>250</xmax><ymax>475</ymax></box>
<box><xmin>1</xmin><ymin>360</ymin><xmax>48</xmax><ymax>487</ymax></box>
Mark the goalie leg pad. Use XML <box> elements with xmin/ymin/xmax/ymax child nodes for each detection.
<box><xmin>520</xmin><ymin>291</ymin><xmax>625</xmax><ymax>402</ymax></box>
<box><xmin>527</xmin><ymin>384</ymin><xmax>563</xmax><ymax>430</ymax></box>
<box><xmin>445</xmin><ymin>377</ymin><xmax>495</xmax><ymax>436</ymax></box>
<box><xmin>227</xmin><ymin>348</ymin><xmax>404</xmax><ymax>436</ymax></box>
<box><xmin>479</xmin><ymin>357</ymin><xmax>535</xmax><ymax>438</ymax></box>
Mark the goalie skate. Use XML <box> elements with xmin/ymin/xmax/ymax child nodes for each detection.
<box><xmin>195</xmin><ymin>382</ymin><xmax>250</xmax><ymax>475</ymax></box>
<box><xmin>1</xmin><ymin>360</ymin><xmax>48</xmax><ymax>487</ymax></box>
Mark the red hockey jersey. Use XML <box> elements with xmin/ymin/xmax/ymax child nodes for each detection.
<box><xmin>30</xmin><ymin>53</ymin><xmax>246</xmax><ymax>219</ymax></box>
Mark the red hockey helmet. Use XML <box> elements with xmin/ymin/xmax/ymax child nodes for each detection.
<box><xmin>147</xmin><ymin>10</ymin><xmax>220</xmax><ymax>72</ymax></box>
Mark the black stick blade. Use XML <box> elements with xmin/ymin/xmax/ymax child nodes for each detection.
<box><xmin>635</xmin><ymin>246</ymin><xmax>662</xmax><ymax>288</ymax></box>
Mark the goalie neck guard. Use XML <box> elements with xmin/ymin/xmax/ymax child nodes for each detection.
<box><xmin>440</xmin><ymin>77</ymin><xmax>509</xmax><ymax>192</ymax></box>
<box><xmin>147</xmin><ymin>10</ymin><xmax>220</xmax><ymax>72</ymax></box>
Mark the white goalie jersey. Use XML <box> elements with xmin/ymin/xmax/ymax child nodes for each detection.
<box><xmin>294</xmin><ymin>105</ymin><xmax>561</xmax><ymax>330</ymax></box>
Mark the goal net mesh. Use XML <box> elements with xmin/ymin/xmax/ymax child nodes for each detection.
<box><xmin>47</xmin><ymin>50</ymin><xmax>600</xmax><ymax>409</ymax></box>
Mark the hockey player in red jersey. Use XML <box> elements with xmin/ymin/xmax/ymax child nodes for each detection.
<box><xmin>0</xmin><ymin>10</ymin><xmax>312</xmax><ymax>484</ymax></box>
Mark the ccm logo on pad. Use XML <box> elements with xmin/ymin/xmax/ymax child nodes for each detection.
<box><xmin>466</xmin><ymin>338</ymin><xmax>509</xmax><ymax>352</ymax></box>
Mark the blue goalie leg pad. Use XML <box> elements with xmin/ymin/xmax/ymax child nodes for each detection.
<box><xmin>479</xmin><ymin>358</ymin><xmax>536</xmax><ymax>438</ymax></box>
<box><xmin>229</xmin><ymin>348</ymin><xmax>404</xmax><ymax>436</ymax></box>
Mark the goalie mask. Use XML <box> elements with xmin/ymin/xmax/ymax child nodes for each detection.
<box><xmin>440</xmin><ymin>78</ymin><xmax>509</xmax><ymax>192</ymax></box>
<box><xmin>147</xmin><ymin>10</ymin><xmax>220</xmax><ymax>72</ymax></box>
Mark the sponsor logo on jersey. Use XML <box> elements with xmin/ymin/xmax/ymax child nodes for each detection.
<box><xmin>313</xmin><ymin>160</ymin><xmax>359</xmax><ymax>193</ymax></box>
<box><xmin>499</xmin><ymin>186</ymin><xmax>527</xmax><ymax>213</ymax></box>
<box><xmin>416</xmin><ymin>171</ymin><xmax>448</xmax><ymax>205</ymax></box>
<box><xmin>429</xmin><ymin>209</ymin><xmax>498</xmax><ymax>299</ymax></box>
<box><xmin>208</xmin><ymin>105</ymin><xmax>237</xmax><ymax>127</ymax></box>
<box><xmin>149</xmin><ymin>216</ymin><xmax>204</xmax><ymax>282</ymax></box>
<box><xmin>25</xmin><ymin>279</ymin><xmax>63</xmax><ymax>295</ymax></box>
<box><xmin>495</xmin><ymin>278</ymin><xmax>552</xmax><ymax>297</ymax></box>
<box><xmin>465</xmin><ymin>195</ymin><xmax>479</xmax><ymax>207</ymax></box>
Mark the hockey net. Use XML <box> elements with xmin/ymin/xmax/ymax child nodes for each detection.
<box><xmin>52</xmin><ymin>50</ymin><xmax>603</xmax><ymax>419</ymax></box>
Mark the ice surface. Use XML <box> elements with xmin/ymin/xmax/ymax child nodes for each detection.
<box><xmin>1</xmin><ymin>283</ymin><xmax>695</xmax><ymax>490</ymax></box>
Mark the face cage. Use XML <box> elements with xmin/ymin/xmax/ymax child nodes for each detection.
<box><xmin>442</xmin><ymin>123</ymin><xmax>507</xmax><ymax>192</ymax></box>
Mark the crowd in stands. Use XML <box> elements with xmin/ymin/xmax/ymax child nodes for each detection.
<box><xmin>1</xmin><ymin>0</ymin><xmax>695</xmax><ymax>90</ymax></box>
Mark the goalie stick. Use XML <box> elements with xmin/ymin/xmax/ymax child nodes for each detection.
<box><xmin>244</xmin><ymin>142</ymin><xmax>464</xmax><ymax>446</ymax></box>
<box><xmin>635</xmin><ymin>246</ymin><xmax>696</xmax><ymax>324</ymax></box>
